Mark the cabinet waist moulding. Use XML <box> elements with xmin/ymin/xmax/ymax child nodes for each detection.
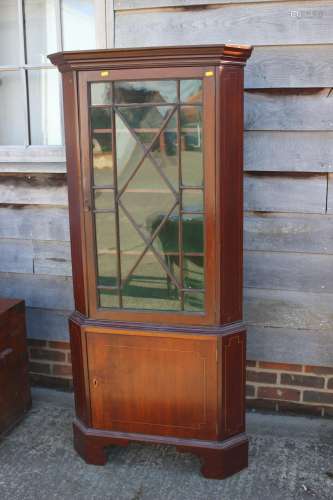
<box><xmin>48</xmin><ymin>44</ymin><xmax>253</xmax><ymax>479</ymax></box>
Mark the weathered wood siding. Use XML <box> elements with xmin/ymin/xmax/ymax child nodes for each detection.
<box><xmin>1</xmin><ymin>0</ymin><xmax>333</xmax><ymax>364</ymax></box>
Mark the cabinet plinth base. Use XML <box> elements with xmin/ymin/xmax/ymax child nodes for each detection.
<box><xmin>73</xmin><ymin>419</ymin><xmax>248</xmax><ymax>479</ymax></box>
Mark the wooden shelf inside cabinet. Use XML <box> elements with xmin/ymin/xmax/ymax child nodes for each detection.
<box><xmin>48</xmin><ymin>44</ymin><xmax>253</xmax><ymax>480</ymax></box>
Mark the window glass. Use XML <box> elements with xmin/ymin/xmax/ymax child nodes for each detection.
<box><xmin>62</xmin><ymin>0</ymin><xmax>97</xmax><ymax>50</ymax></box>
<box><xmin>0</xmin><ymin>71</ymin><xmax>25</xmax><ymax>145</ymax></box>
<box><xmin>28</xmin><ymin>69</ymin><xmax>62</xmax><ymax>145</ymax></box>
<box><xmin>24</xmin><ymin>0</ymin><xmax>57</xmax><ymax>65</ymax></box>
<box><xmin>0</xmin><ymin>1</ymin><xmax>20</xmax><ymax>65</ymax></box>
<box><xmin>92</xmin><ymin>79</ymin><xmax>205</xmax><ymax>312</ymax></box>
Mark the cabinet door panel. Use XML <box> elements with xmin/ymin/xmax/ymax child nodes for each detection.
<box><xmin>87</xmin><ymin>331</ymin><xmax>218</xmax><ymax>439</ymax></box>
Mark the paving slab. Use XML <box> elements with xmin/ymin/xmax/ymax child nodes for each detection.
<box><xmin>0</xmin><ymin>388</ymin><xmax>332</xmax><ymax>500</ymax></box>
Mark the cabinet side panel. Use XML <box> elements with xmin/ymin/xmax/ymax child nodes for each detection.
<box><xmin>69</xmin><ymin>318</ymin><xmax>91</xmax><ymax>426</ymax></box>
<box><xmin>217</xmin><ymin>67</ymin><xmax>244</xmax><ymax>324</ymax></box>
<box><xmin>62</xmin><ymin>71</ymin><xmax>87</xmax><ymax>315</ymax></box>
<box><xmin>221</xmin><ymin>330</ymin><xmax>246</xmax><ymax>438</ymax></box>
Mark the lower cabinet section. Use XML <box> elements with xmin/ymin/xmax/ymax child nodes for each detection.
<box><xmin>86</xmin><ymin>330</ymin><xmax>218</xmax><ymax>440</ymax></box>
<box><xmin>69</xmin><ymin>316</ymin><xmax>247</xmax><ymax>479</ymax></box>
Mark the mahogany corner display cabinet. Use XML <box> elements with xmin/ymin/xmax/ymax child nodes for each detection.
<box><xmin>49</xmin><ymin>44</ymin><xmax>253</xmax><ymax>479</ymax></box>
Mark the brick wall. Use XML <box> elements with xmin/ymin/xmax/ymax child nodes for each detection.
<box><xmin>28</xmin><ymin>339</ymin><xmax>333</xmax><ymax>417</ymax></box>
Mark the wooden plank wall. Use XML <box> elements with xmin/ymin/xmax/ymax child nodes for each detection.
<box><xmin>1</xmin><ymin>0</ymin><xmax>333</xmax><ymax>364</ymax></box>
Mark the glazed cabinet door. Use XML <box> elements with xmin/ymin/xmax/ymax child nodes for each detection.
<box><xmin>86</xmin><ymin>330</ymin><xmax>218</xmax><ymax>440</ymax></box>
<box><xmin>78</xmin><ymin>67</ymin><xmax>217</xmax><ymax>325</ymax></box>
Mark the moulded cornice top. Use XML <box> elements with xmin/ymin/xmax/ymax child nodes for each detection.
<box><xmin>48</xmin><ymin>44</ymin><xmax>253</xmax><ymax>72</ymax></box>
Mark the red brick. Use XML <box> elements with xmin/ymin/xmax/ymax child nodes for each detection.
<box><xmin>277</xmin><ymin>401</ymin><xmax>323</xmax><ymax>417</ymax></box>
<box><xmin>48</xmin><ymin>341</ymin><xmax>70</xmax><ymax>350</ymax></box>
<box><xmin>281</xmin><ymin>373</ymin><xmax>324</xmax><ymax>389</ymax></box>
<box><xmin>258</xmin><ymin>386</ymin><xmax>300</xmax><ymax>402</ymax></box>
<box><xmin>258</xmin><ymin>361</ymin><xmax>303</xmax><ymax>372</ymax></box>
<box><xmin>67</xmin><ymin>352</ymin><xmax>72</xmax><ymax>364</ymax></box>
<box><xmin>29</xmin><ymin>373</ymin><xmax>73</xmax><ymax>392</ymax></box>
<box><xmin>246</xmin><ymin>399</ymin><xmax>277</xmax><ymax>411</ymax></box>
<box><xmin>328</xmin><ymin>378</ymin><xmax>333</xmax><ymax>390</ymax></box>
<box><xmin>305</xmin><ymin>365</ymin><xmax>333</xmax><ymax>375</ymax></box>
<box><xmin>246</xmin><ymin>370</ymin><xmax>277</xmax><ymax>384</ymax></box>
<box><xmin>303</xmin><ymin>391</ymin><xmax>333</xmax><ymax>406</ymax></box>
<box><xmin>52</xmin><ymin>364</ymin><xmax>72</xmax><ymax>377</ymax></box>
<box><xmin>246</xmin><ymin>360</ymin><xmax>257</xmax><ymax>368</ymax></box>
<box><xmin>30</xmin><ymin>348</ymin><xmax>66</xmax><ymax>362</ymax></box>
<box><xmin>27</xmin><ymin>339</ymin><xmax>47</xmax><ymax>348</ymax></box>
<box><xmin>246</xmin><ymin>384</ymin><xmax>255</xmax><ymax>397</ymax></box>
<box><xmin>29</xmin><ymin>361</ymin><xmax>51</xmax><ymax>375</ymax></box>
<box><xmin>323</xmin><ymin>407</ymin><xmax>333</xmax><ymax>417</ymax></box>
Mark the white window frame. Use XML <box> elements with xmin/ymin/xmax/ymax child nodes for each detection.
<box><xmin>0</xmin><ymin>0</ymin><xmax>113</xmax><ymax>169</ymax></box>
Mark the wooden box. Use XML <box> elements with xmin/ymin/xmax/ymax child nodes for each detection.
<box><xmin>0</xmin><ymin>299</ymin><xmax>31</xmax><ymax>436</ymax></box>
<box><xmin>49</xmin><ymin>44</ymin><xmax>252</xmax><ymax>479</ymax></box>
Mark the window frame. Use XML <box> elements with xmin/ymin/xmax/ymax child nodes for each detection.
<box><xmin>0</xmin><ymin>0</ymin><xmax>109</xmax><ymax>162</ymax></box>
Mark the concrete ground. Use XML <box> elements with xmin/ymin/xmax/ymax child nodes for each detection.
<box><xmin>0</xmin><ymin>388</ymin><xmax>332</xmax><ymax>500</ymax></box>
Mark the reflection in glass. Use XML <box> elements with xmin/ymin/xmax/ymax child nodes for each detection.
<box><xmin>92</xmin><ymin>132</ymin><xmax>113</xmax><ymax>185</ymax></box>
<box><xmin>122</xmin><ymin>252</ymin><xmax>180</xmax><ymax>311</ymax></box>
<box><xmin>0</xmin><ymin>71</ymin><xmax>25</xmax><ymax>145</ymax></box>
<box><xmin>94</xmin><ymin>189</ymin><xmax>114</xmax><ymax>210</ymax></box>
<box><xmin>99</xmin><ymin>290</ymin><xmax>119</xmax><ymax>308</ymax></box>
<box><xmin>115</xmin><ymin>80</ymin><xmax>177</xmax><ymax>104</ymax></box>
<box><xmin>89</xmin><ymin>80</ymin><xmax>206</xmax><ymax>312</ymax></box>
<box><xmin>91</xmin><ymin>107</ymin><xmax>111</xmax><ymax>130</ymax></box>
<box><xmin>0</xmin><ymin>1</ymin><xmax>20</xmax><ymax>65</ymax></box>
<box><xmin>180</xmin><ymin>80</ymin><xmax>202</xmax><ymax>104</ymax></box>
<box><xmin>121</xmin><ymin>180</ymin><xmax>176</xmax><ymax>239</ymax></box>
<box><xmin>118</xmin><ymin>106</ymin><xmax>173</xmax><ymax>147</ymax></box>
<box><xmin>182</xmin><ymin>190</ymin><xmax>204</xmax><ymax>212</ymax></box>
<box><xmin>116</xmin><ymin>113</ymin><xmax>143</xmax><ymax>190</ymax></box>
<box><xmin>152</xmin><ymin>207</ymin><xmax>180</xmax><ymax>287</ymax></box>
<box><xmin>184</xmin><ymin>256</ymin><xmax>204</xmax><ymax>290</ymax></box>
<box><xmin>95</xmin><ymin>213</ymin><xmax>117</xmax><ymax>287</ymax></box>
<box><xmin>182</xmin><ymin>213</ymin><xmax>203</xmax><ymax>254</ymax></box>
<box><xmin>184</xmin><ymin>292</ymin><xmax>204</xmax><ymax>312</ymax></box>
<box><xmin>180</xmin><ymin>107</ymin><xmax>203</xmax><ymax>186</ymax></box>
<box><xmin>28</xmin><ymin>69</ymin><xmax>62</xmax><ymax>145</ymax></box>
<box><xmin>150</xmin><ymin>111</ymin><xmax>178</xmax><ymax>189</ymax></box>
<box><xmin>91</xmin><ymin>83</ymin><xmax>112</xmax><ymax>105</ymax></box>
<box><xmin>24</xmin><ymin>0</ymin><xmax>57</xmax><ymax>65</ymax></box>
<box><xmin>62</xmin><ymin>0</ymin><xmax>97</xmax><ymax>50</ymax></box>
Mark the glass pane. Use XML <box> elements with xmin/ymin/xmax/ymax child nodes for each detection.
<box><xmin>0</xmin><ymin>71</ymin><xmax>25</xmax><ymax>145</ymax></box>
<box><xmin>91</xmin><ymin>83</ymin><xmax>112</xmax><ymax>106</ymax></box>
<box><xmin>150</xmin><ymin>111</ymin><xmax>178</xmax><ymax>189</ymax></box>
<box><xmin>184</xmin><ymin>256</ymin><xmax>204</xmax><ymax>290</ymax></box>
<box><xmin>184</xmin><ymin>292</ymin><xmax>204</xmax><ymax>312</ymax></box>
<box><xmin>92</xmin><ymin>132</ymin><xmax>113</xmax><ymax>185</ymax></box>
<box><xmin>95</xmin><ymin>213</ymin><xmax>117</xmax><ymax>288</ymax></box>
<box><xmin>91</xmin><ymin>108</ymin><xmax>111</xmax><ymax>130</ymax></box>
<box><xmin>120</xmin><ymin>158</ymin><xmax>177</xmax><ymax>239</ymax></box>
<box><xmin>152</xmin><ymin>207</ymin><xmax>180</xmax><ymax>286</ymax></box>
<box><xmin>180</xmin><ymin>80</ymin><xmax>203</xmax><ymax>104</ymax></box>
<box><xmin>99</xmin><ymin>289</ymin><xmax>119</xmax><ymax>308</ymax></box>
<box><xmin>122</xmin><ymin>252</ymin><xmax>180</xmax><ymax>311</ymax></box>
<box><xmin>119</xmin><ymin>205</ymin><xmax>146</xmax><ymax>280</ymax></box>
<box><xmin>24</xmin><ymin>0</ymin><xmax>57</xmax><ymax>65</ymax></box>
<box><xmin>0</xmin><ymin>1</ymin><xmax>20</xmax><ymax>65</ymax></box>
<box><xmin>62</xmin><ymin>0</ymin><xmax>97</xmax><ymax>50</ymax></box>
<box><xmin>116</xmin><ymin>113</ymin><xmax>143</xmax><ymax>190</ymax></box>
<box><xmin>94</xmin><ymin>189</ymin><xmax>114</xmax><ymax>210</ymax></box>
<box><xmin>28</xmin><ymin>69</ymin><xmax>62</xmax><ymax>145</ymax></box>
<box><xmin>182</xmin><ymin>190</ymin><xmax>204</xmax><ymax>212</ymax></box>
<box><xmin>180</xmin><ymin>107</ymin><xmax>203</xmax><ymax>187</ymax></box>
<box><xmin>118</xmin><ymin>106</ymin><xmax>173</xmax><ymax>147</ymax></box>
<box><xmin>115</xmin><ymin>80</ymin><xmax>177</xmax><ymax>104</ymax></box>
<box><xmin>182</xmin><ymin>214</ymin><xmax>204</xmax><ymax>254</ymax></box>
